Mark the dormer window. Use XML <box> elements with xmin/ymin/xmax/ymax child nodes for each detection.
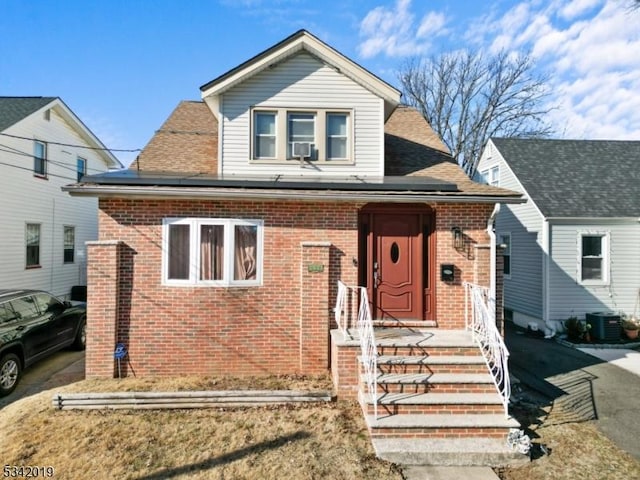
<box><xmin>327</xmin><ymin>113</ymin><xmax>348</xmax><ymax>160</ymax></box>
<box><xmin>251</xmin><ymin>107</ymin><xmax>352</xmax><ymax>164</ymax></box>
<box><xmin>287</xmin><ymin>113</ymin><xmax>316</xmax><ymax>159</ymax></box>
<box><xmin>254</xmin><ymin>112</ymin><xmax>277</xmax><ymax>159</ymax></box>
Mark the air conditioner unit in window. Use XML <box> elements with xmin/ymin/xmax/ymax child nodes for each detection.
<box><xmin>292</xmin><ymin>142</ymin><xmax>312</xmax><ymax>158</ymax></box>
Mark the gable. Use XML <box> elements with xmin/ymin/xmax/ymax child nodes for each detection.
<box><xmin>0</xmin><ymin>96</ymin><xmax>56</xmax><ymax>132</ymax></box>
<box><xmin>201</xmin><ymin>30</ymin><xmax>400</xmax><ymax>120</ymax></box>
<box><xmin>492</xmin><ymin>138</ymin><xmax>640</xmax><ymax>218</ymax></box>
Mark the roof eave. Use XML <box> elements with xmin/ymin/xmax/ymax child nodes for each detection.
<box><xmin>63</xmin><ymin>184</ymin><xmax>524</xmax><ymax>204</ymax></box>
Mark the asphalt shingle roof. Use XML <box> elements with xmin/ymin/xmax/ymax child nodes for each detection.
<box><xmin>0</xmin><ymin>97</ymin><xmax>56</xmax><ymax>132</ymax></box>
<box><xmin>492</xmin><ymin>137</ymin><xmax>640</xmax><ymax>218</ymax></box>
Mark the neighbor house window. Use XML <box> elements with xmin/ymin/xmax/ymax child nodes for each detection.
<box><xmin>163</xmin><ymin>218</ymin><xmax>263</xmax><ymax>286</ymax></box>
<box><xmin>251</xmin><ymin>108</ymin><xmax>352</xmax><ymax>162</ymax></box>
<box><xmin>64</xmin><ymin>226</ymin><xmax>75</xmax><ymax>263</ymax></box>
<box><xmin>287</xmin><ymin>113</ymin><xmax>316</xmax><ymax>159</ymax></box>
<box><xmin>34</xmin><ymin>140</ymin><xmax>47</xmax><ymax>177</ymax></box>
<box><xmin>254</xmin><ymin>112</ymin><xmax>277</xmax><ymax>159</ymax></box>
<box><xmin>26</xmin><ymin>223</ymin><xmax>41</xmax><ymax>267</ymax></box>
<box><xmin>580</xmin><ymin>233</ymin><xmax>608</xmax><ymax>284</ymax></box>
<box><xmin>481</xmin><ymin>166</ymin><xmax>499</xmax><ymax>186</ymax></box>
<box><xmin>500</xmin><ymin>233</ymin><xmax>511</xmax><ymax>277</ymax></box>
<box><xmin>77</xmin><ymin>157</ymin><xmax>86</xmax><ymax>182</ymax></box>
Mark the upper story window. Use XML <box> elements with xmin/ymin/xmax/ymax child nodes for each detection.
<box><xmin>163</xmin><ymin>218</ymin><xmax>263</xmax><ymax>287</ymax></box>
<box><xmin>481</xmin><ymin>165</ymin><xmax>499</xmax><ymax>186</ymax></box>
<box><xmin>77</xmin><ymin>157</ymin><xmax>87</xmax><ymax>182</ymax></box>
<box><xmin>251</xmin><ymin>108</ymin><xmax>352</xmax><ymax>164</ymax></box>
<box><xmin>579</xmin><ymin>232</ymin><xmax>609</xmax><ymax>285</ymax></box>
<box><xmin>327</xmin><ymin>113</ymin><xmax>349</xmax><ymax>160</ymax></box>
<box><xmin>33</xmin><ymin>140</ymin><xmax>47</xmax><ymax>177</ymax></box>
<box><xmin>254</xmin><ymin>112</ymin><xmax>277</xmax><ymax>159</ymax></box>
<box><xmin>26</xmin><ymin>223</ymin><xmax>41</xmax><ymax>268</ymax></box>
<box><xmin>287</xmin><ymin>113</ymin><xmax>316</xmax><ymax>159</ymax></box>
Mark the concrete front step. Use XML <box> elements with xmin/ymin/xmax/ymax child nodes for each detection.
<box><xmin>374</xmin><ymin>329</ymin><xmax>480</xmax><ymax>356</ymax></box>
<box><xmin>373</xmin><ymin>373</ymin><xmax>497</xmax><ymax>394</ymax></box>
<box><xmin>364</xmin><ymin>413</ymin><xmax>520</xmax><ymax>439</ymax></box>
<box><xmin>360</xmin><ymin>391</ymin><xmax>506</xmax><ymax>415</ymax></box>
<box><xmin>372</xmin><ymin>437</ymin><xmax>530</xmax><ymax>467</ymax></box>
<box><xmin>375</xmin><ymin>355</ymin><xmax>487</xmax><ymax>374</ymax></box>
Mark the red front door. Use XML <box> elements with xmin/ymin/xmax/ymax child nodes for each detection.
<box><xmin>359</xmin><ymin>205</ymin><xmax>435</xmax><ymax>321</ymax></box>
<box><xmin>373</xmin><ymin>213</ymin><xmax>423</xmax><ymax>319</ymax></box>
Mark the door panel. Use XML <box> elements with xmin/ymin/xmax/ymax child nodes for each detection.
<box><xmin>373</xmin><ymin>214</ymin><xmax>422</xmax><ymax>319</ymax></box>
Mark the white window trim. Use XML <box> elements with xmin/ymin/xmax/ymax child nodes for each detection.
<box><xmin>63</xmin><ymin>225</ymin><xmax>75</xmax><ymax>264</ymax></box>
<box><xmin>578</xmin><ymin>231</ymin><xmax>610</xmax><ymax>286</ymax></box>
<box><xmin>500</xmin><ymin>232</ymin><xmax>511</xmax><ymax>279</ymax></box>
<box><xmin>250</xmin><ymin>107</ymin><xmax>353</xmax><ymax>164</ymax></box>
<box><xmin>162</xmin><ymin>218</ymin><xmax>264</xmax><ymax>287</ymax></box>
<box><xmin>77</xmin><ymin>156</ymin><xmax>87</xmax><ymax>182</ymax></box>
<box><xmin>480</xmin><ymin>165</ymin><xmax>500</xmax><ymax>186</ymax></box>
<box><xmin>33</xmin><ymin>140</ymin><xmax>47</xmax><ymax>177</ymax></box>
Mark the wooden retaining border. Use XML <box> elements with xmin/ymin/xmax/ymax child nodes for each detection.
<box><xmin>52</xmin><ymin>390</ymin><xmax>334</xmax><ymax>410</ymax></box>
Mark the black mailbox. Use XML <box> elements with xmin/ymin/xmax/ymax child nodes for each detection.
<box><xmin>441</xmin><ymin>264</ymin><xmax>454</xmax><ymax>282</ymax></box>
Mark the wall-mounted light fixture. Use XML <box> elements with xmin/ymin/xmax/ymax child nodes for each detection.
<box><xmin>451</xmin><ymin>226</ymin><xmax>463</xmax><ymax>250</ymax></box>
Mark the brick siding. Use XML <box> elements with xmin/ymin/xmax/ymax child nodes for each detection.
<box><xmin>87</xmin><ymin>198</ymin><xmax>496</xmax><ymax>378</ymax></box>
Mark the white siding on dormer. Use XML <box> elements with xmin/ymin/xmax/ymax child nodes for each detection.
<box><xmin>0</xmin><ymin>107</ymin><xmax>112</xmax><ymax>298</ymax></box>
<box><xmin>220</xmin><ymin>52</ymin><xmax>384</xmax><ymax>176</ymax></box>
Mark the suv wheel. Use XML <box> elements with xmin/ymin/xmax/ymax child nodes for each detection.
<box><xmin>0</xmin><ymin>353</ymin><xmax>21</xmax><ymax>396</ymax></box>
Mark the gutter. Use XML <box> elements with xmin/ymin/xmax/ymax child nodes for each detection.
<box><xmin>62</xmin><ymin>184</ymin><xmax>525</xmax><ymax>205</ymax></box>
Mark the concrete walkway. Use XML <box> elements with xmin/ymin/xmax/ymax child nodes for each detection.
<box><xmin>578</xmin><ymin>347</ymin><xmax>640</xmax><ymax>377</ymax></box>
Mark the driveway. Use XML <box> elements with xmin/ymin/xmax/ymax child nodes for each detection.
<box><xmin>505</xmin><ymin>322</ymin><xmax>640</xmax><ymax>460</ymax></box>
<box><xmin>0</xmin><ymin>350</ymin><xmax>84</xmax><ymax>410</ymax></box>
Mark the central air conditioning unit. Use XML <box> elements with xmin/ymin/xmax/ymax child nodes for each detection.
<box><xmin>293</xmin><ymin>142</ymin><xmax>312</xmax><ymax>165</ymax></box>
<box><xmin>586</xmin><ymin>312</ymin><xmax>621</xmax><ymax>342</ymax></box>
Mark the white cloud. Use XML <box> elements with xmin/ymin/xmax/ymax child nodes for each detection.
<box><xmin>486</xmin><ymin>0</ymin><xmax>640</xmax><ymax>140</ymax></box>
<box><xmin>358</xmin><ymin>0</ymin><xmax>447</xmax><ymax>58</ymax></box>
<box><xmin>559</xmin><ymin>0</ymin><xmax>601</xmax><ymax>20</ymax></box>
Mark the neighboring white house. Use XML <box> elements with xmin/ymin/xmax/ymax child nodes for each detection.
<box><xmin>477</xmin><ymin>138</ymin><xmax>640</xmax><ymax>334</ymax></box>
<box><xmin>0</xmin><ymin>97</ymin><xmax>121</xmax><ymax>298</ymax></box>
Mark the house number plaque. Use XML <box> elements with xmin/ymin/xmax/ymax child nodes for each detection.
<box><xmin>307</xmin><ymin>263</ymin><xmax>324</xmax><ymax>273</ymax></box>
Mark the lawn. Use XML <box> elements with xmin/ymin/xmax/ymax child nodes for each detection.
<box><xmin>1</xmin><ymin>375</ymin><xmax>639</xmax><ymax>480</ymax></box>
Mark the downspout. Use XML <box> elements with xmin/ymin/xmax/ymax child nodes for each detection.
<box><xmin>542</xmin><ymin>219</ymin><xmax>556</xmax><ymax>338</ymax></box>
<box><xmin>487</xmin><ymin>203</ymin><xmax>500</xmax><ymax>318</ymax></box>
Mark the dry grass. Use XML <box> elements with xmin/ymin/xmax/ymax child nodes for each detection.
<box><xmin>2</xmin><ymin>375</ymin><xmax>639</xmax><ymax>479</ymax></box>
<box><xmin>0</xmin><ymin>375</ymin><xmax>402</xmax><ymax>480</ymax></box>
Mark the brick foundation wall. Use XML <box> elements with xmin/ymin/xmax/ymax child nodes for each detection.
<box><xmin>87</xmin><ymin>199</ymin><xmax>496</xmax><ymax>378</ymax></box>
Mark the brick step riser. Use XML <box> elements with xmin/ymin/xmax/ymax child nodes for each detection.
<box><xmin>373</xmin><ymin>383</ymin><xmax>497</xmax><ymax>394</ymax></box>
<box><xmin>374</xmin><ymin>364</ymin><xmax>487</xmax><ymax>375</ymax></box>
<box><xmin>368</xmin><ymin>427</ymin><xmax>512</xmax><ymax>439</ymax></box>
<box><xmin>364</xmin><ymin>403</ymin><xmax>505</xmax><ymax>416</ymax></box>
<box><xmin>377</xmin><ymin>346</ymin><xmax>479</xmax><ymax>356</ymax></box>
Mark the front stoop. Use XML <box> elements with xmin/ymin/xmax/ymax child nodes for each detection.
<box><xmin>372</xmin><ymin>438</ymin><xmax>529</xmax><ymax>467</ymax></box>
<box><xmin>358</xmin><ymin>328</ymin><xmax>528</xmax><ymax>467</ymax></box>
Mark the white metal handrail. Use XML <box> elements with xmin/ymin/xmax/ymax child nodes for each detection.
<box><xmin>334</xmin><ymin>281</ymin><xmax>378</xmax><ymax>419</ymax></box>
<box><xmin>464</xmin><ymin>281</ymin><xmax>511</xmax><ymax>418</ymax></box>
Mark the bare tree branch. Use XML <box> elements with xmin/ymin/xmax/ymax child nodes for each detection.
<box><xmin>398</xmin><ymin>49</ymin><xmax>555</xmax><ymax>177</ymax></box>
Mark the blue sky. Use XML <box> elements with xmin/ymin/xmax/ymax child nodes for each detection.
<box><xmin>2</xmin><ymin>0</ymin><xmax>638</xmax><ymax>166</ymax></box>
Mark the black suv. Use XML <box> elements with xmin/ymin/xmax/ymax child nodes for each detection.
<box><xmin>0</xmin><ymin>289</ymin><xmax>86</xmax><ymax>396</ymax></box>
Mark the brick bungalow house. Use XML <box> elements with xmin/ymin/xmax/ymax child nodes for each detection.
<box><xmin>65</xmin><ymin>31</ymin><xmax>526</xmax><ymax>465</ymax></box>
